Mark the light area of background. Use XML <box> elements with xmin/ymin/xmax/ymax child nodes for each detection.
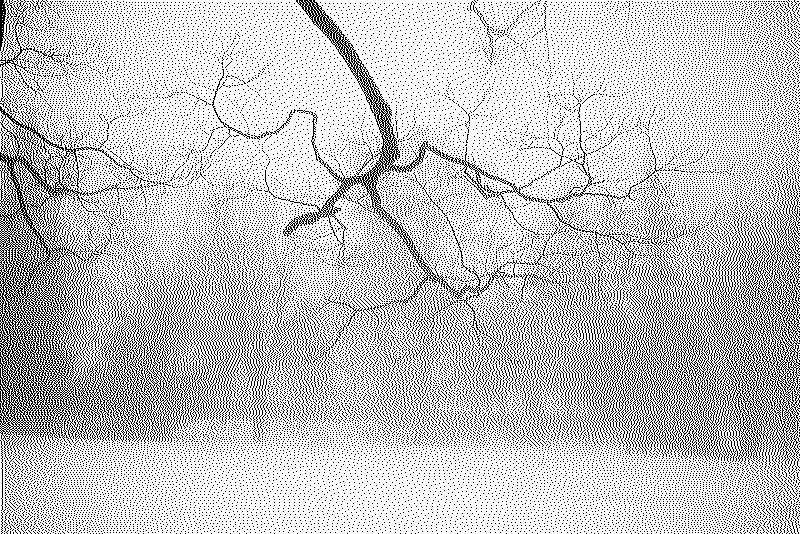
<box><xmin>4</xmin><ymin>435</ymin><xmax>794</xmax><ymax>534</ymax></box>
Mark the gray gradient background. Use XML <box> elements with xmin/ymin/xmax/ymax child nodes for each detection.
<box><xmin>2</xmin><ymin>2</ymin><xmax>797</xmax><ymax>532</ymax></box>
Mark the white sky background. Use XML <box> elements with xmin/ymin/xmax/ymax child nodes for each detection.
<box><xmin>2</xmin><ymin>1</ymin><xmax>797</xmax><ymax>533</ymax></box>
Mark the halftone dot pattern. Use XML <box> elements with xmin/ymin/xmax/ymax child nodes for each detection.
<box><xmin>5</xmin><ymin>436</ymin><xmax>769</xmax><ymax>534</ymax></box>
<box><xmin>0</xmin><ymin>1</ymin><xmax>777</xmax><ymax>300</ymax></box>
<box><xmin>2</xmin><ymin>1</ymin><xmax>796</xmax><ymax>534</ymax></box>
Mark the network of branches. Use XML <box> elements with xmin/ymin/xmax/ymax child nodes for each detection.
<box><xmin>1</xmin><ymin>0</ymin><xmax>727</xmax><ymax>349</ymax></box>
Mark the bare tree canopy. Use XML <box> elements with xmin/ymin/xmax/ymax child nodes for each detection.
<box><xmin>1</xmin><ymin>0</ymin><xmax>795</xmax><ymax>499</ymax></box>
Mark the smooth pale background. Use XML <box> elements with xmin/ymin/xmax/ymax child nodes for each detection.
<box><xmin>2</xmin><ymin>1</ymin><xmax>797</xmax><ymax>533</ymax></box>
<box><xmin>6</xmin><ymin>435</ymin><xmax>792</xmax><ymax>534</ymax></box>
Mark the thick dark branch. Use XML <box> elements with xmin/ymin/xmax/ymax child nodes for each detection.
<box><xmin>296</xmin><ymin>0</ymin><xmax>398</xmax><ymax>167</ymax></box>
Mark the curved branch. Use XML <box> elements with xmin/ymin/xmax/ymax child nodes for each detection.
<box><xmin>296</xmin><ymin>0</ymin><xmax>398</xmax><ymax>167</ymax></box>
